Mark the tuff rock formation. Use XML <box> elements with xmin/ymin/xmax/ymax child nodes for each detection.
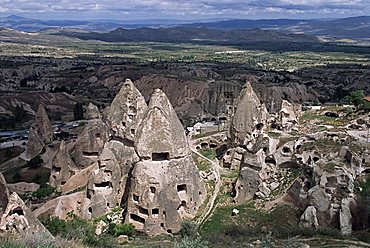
<box><xmin>49</xmin><ymin>140</ymin><xmax>77</xmax><ymax>187</ymax></box>
<box><xmin>106</xmin><ymin>79</ymin><xmax>148</xmax><ymax>142</ymax></box>
<box><xmin>34</xmin><ymin>104</ymin><xmax>53</xmax><ymax>143</ymax></box>
<box><xmin>0</xmin><ymin>192</ymin><xmax>52</xmax><ymax>238</ymax></box>
<box><xmin>229</xmin><ymin>82</ymin><xmax>268</xmax><ymax>146</ymax></box>
<box><xmin>33</xmin><ymin>192</ymin><xmax>85</xmax><ymax>220</ymax></box>
<box><xmin>279</xmin><ymin>100</ymin><xmax>301</xmax><ymax>132</ymax></box>
<box><xmin>71</xmin><ymin>119</ymin><xmax>110</xmax><ymax>168</ymax></box>
<box><xmin>25</xmin><ymin>127</ymin><xmax>44</xmax><ymax>160</ymax></box>
<box><xmin>83</xmin><ymin>140</ymin><xmax>139</xmax><ymax>218</ymax></box>
<box><xmin>0</xmin><ymin>173</ymin><xmax>9</xmax><ymax>216</ymax></box>
<box><xmin>135</xmin><ymin>89</ymin><xmax>189</xmax><ymax>159</ymax></box>
<box><xmin>126</xmin><ymin>89</ymin><xmax>206</xmax><ymax>235</ymax></box>
<box><xmin>85</xmin><ymin>102</ymin><xmax>102</xmax><ymax>119</ymax></box>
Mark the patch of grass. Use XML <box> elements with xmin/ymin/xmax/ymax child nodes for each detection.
<box><xmin>200</xmin><ymin>149</ymin><xmax>216</xmax><ymax>160</ymax></box>
<box><xmin>193</xmin><ymin>153</ymin><xmax>212</xmax><ymax>172</ymax></box>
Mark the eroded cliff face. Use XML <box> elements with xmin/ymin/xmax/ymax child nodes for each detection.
<box><xmin>39</xmin><ymin>79</ymin><xmax>205</xmax><ymax>236</ymax></box>
<box><xmin>127</xmin><ymin>89</ymin><xmax>205</xmax><ymax>235</ymax></box>
<box><xmin>0</xmin><ymin>175</ymin><xmax>52</xmax><ymax>239</ymax></box>
<box><xmin>106</xmin><ymin>79</ymin><xmax>148</xmax><ymax>142</ymax></box>
<box><xmin>71</xmin><ymin>119</ymin><xmax>110</xmax><ymax>169</ymax></box>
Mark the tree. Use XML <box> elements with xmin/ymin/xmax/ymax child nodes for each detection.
<box><xmin>344</xmin><ymin>90</ymin><xmax>365</xmax><ymax>110</ymax></box>
<box><xmin>14</xmin><ymin>104</ymin><xmax>26</xmax><ymax>122</ymax></box>
<box><xmin>73</xmin><ymin>102</ymin><xmax>84</xmax><ymax>120</ymax></box>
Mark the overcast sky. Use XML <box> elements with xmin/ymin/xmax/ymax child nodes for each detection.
<box><xmin>0</xmin><ymin>0</ymin><xmax>369</xmax><ymax>20</ymax></box>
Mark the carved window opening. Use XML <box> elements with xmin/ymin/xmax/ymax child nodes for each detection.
<box><xmin>152</xmin><ymin>208</ymin><xmax>159</xmax><ymax>217</ymax></box>
<box><xmin>152</xmin><ymin>152</ymin><xmax>169</xmax><ymax>161</ymax></box>
<box><xmin>133</xmin><ymin>194</ymin><xmax>139</xmax><ymax>202</ymax></box>
<box><xmin>150</xmin><ymin>186</ymin><xmax>156</xmax><ymax>194</ymax></box>
<box><xmin>138</xmin><ymin>206</ymin><xmax>149</xmax><ymax>216</ymax></box>
<box><xmin>94</xmin><ymin>182</ymin><xmax>112</xmax><ymax>188</ymax></box>
<box><xmin>177</xmin><ymin>184</ymin><xmax>187</xmax><ymax>193</ymax></box>
<box><xmin>282</xmin><ymin>147</ymin><xmax>291</xmax><ymax>153</ymax></box>
<box><xmin>82</xmin><ymin>151</ymin><xmax>99</xmax><ymax>157</ymax></box>
<box><xmin>130</xmin><ymin>214</ymin><xmax>145</xmax><ymax>224</ymax></box>
<box><xmin>11</xmin><ymin>207</ymin><xmax>24</xmax><ymax>216</ymax></box>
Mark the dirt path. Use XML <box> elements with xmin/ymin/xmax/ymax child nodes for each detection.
<box><xmin>188</xmin><ymin>132</ymin><xmax>223</xmax><ymax>226</ymax></box>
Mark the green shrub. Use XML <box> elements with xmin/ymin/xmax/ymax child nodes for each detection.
<box><xmin>179</xmin><ymin>221</ymin><xmax>198</xmax><ymax>238</ymax></box>
<box><xmin>32</xmin><ymin>185</ymin><xmax>56</xmax><ymax>199</ymax></box>
<box><xmin>40</xmin><ymin>214</ymin><xmax>118</xmax><ymax>248</ymax></box>
<box><xmin>107</xmin><ymin>223</ymin><xmax>135</xmax><ymax>237</ymax></box>
<box><xmin>174</xmin><ymin>236</ymin><xmax>208</xmax><ymax>248</ymax></box>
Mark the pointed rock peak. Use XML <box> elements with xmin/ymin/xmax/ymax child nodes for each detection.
<box><xmin>240</xmin><ymin>82</ymin><xmax>260</xmax><ymax>101</ymax></box>
<box><xmin>35</xmin><ymin>103</ymin><xmax>53</xmax><ymax>143</ymax></box>
<box><xmin>148</xmin><ymin>88</ymin><xmax>174</xmax><ymax>115</ymax></box>
<box><xmin>86</xmin><ymin>102</ymin><xmax>101</xmax><ymax>119</ymax></box>
<box><xmin>0</xmin><ymin>192</ymin><xmax>52</xmax><ymax>238</ymax></box>
<box><xmin>50</xmin><ymin>140</ymin><xmax>76</xmax><ymax>187</ymax></box>
<box><xmin>107</xmin><ymin>79</ymin><xmax>147</xmax><ymax>141</ymax></box>
<box><xmin>135</xmin><ymin>89</ymin><xmax>189</xmax><ymax>160</ymax></box>
<box><xmin>0</xmin><ymin>172</ymin><xmax>10</xmax><ymax>215</ymax></box>
<box><xmin>230</xmin><ymin>81</ymin><xmax>267</xmax><ymax>146</ymax></box>
<box><xmin>26</xmin><ymin>127</ymin><xmax>45</xmax><ymax>160</ymax></box>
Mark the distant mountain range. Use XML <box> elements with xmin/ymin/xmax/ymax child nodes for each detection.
<box><xmin>0</xmin><ymin>15</ymin><xmax>369</xmax><ymax>40</ymax></box>
<box><xmin>47</xmin><ymin>27</ymin><xmax>318</xmax><ymax>44</ymax></box>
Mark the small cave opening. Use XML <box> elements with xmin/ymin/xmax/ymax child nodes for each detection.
<box><xmin>152</xmin><ymin>208</ymin><xmax>159</xmax><ymax>217</ymax></box>
<box><xmin>167</xmin><ymin>229</ymin><xmax>172</xmax><ymax>234</ymax></box>
<box><xmin>94</xmin><ymin>181</ymin><xmax>112</xmax><ymax>188</ymax></box>
<box><xmin>256</xmin><ymin>123</ymin><xmax>264</xmax><ymax>130</ymax></box>
<box><xmin>150</xmin><ymin>186</ymin><xmax>156</xmax><ymax>194</ymax></box>
<box><xmin>130</xmin><ymin>214</ymin><xmax>145</xmax><ymax>224</ymax></box>
<box><xmin>265</xmin><ymin>155</ymin><xmax>276</xmax><ymax>165</ymax></box>
<box><xmin>82</xmin><ymin>151</ymin><xmax>99</xmax><ymax>157</ymax></box>
<box><xmin>95</xmin><ymin>133</ymin><xmax>101</xmax><ymax>138</ymax></box>
<box><xmin>152</xmin><ymin>152</ymin><xmax>170</xmax><ymax>161</ymax></box>
<box><xmin>11</xmin><ymin>207</ymin><xmax>24</xmax><ymax>216</ymax></box>
<box><xmin>209</xmin><ymin>143</ymin><xmax>217</xmax><ymax>149</ymax></box>
<box><xmin>133</xmin><ymin>194</ymin><xmax>139</xmax><ymax>202</ymax></box>
<box><xmin>282</xmin><ymin>147</ymin><xmax>291</xmax><ymax>154</ymax></box>
<box><xmin>177</xmin><ymin>184</ymin><xmax>187</xmax><ymax>192</ymax></box>
<box><xmin>139</xmin><ymin>206</ymin><xmax>149</xmax><ymax>216</ymax></box>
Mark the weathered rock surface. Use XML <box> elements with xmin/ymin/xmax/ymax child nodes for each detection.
<box><xmin>229</xmin><ymin>82</ymin><xmax>268</xmax><ymax>146</ymax></box>
<box><xmin>84</xmin><ymin>140</ymin><xmax>139</xmax><ymax>218</ymax></box>
<box><xmin>50</xmin><ymin>140</ymin><xmax>77</xmax><ymax>187</ymax></box>
<box><xmin>71</xmin><ymin>119</ymin><xmax>110</xmax><ymax>168</ymax></box>
<box><xmin>279</xmin><ymin>100</ymin><xmax>301</xmax><ymax>131</ymax></box>
<box><xmin>300</xmin><ymin>206</ymin><xmax>319</xmax><ymax>229</ymax></box>
<box><xmin>126</xmin><ymin>89</ymin><xmax>205</xmax><ymax>235</ymax></box>
<box><xmin>126</xmin><ymin>156</ymin><xmax>205</xmax><ymax>235</ymax></box>
<box><xmin>234</xmin><ymin>167</ymin><xmax>261</xmax><ymax>202</ymax></box>
<box><xmin>33</xmin><ymin>192</ymin><xmax>85</xmax><ymax>220</ymax></box>
<box><xmin>25</xmin><ymin>127</ymin><xmax>44</xmax><ymax>160</ymax></box>
<box><xmin>85</xmin><ymin>102</ymin><xmax>101</xmax><ymax>119</ymax></box>
<box><xmin>106</xmin><ymin>79</ymin><xmax>147</xmax><ymax>141</ymax></box>
<box><xmin>34</xmin><ymin>104</ymin><xmax>53</xmax><ymax>143</ymax></box>
<box><xmin>0</xmin><ymin>173</ymin><xmax>9</xmax><ymax>216</ymax></box>
<box><xmin>7</xmin><ymin>182</ymin><xmax>40</xmax><ymax>195</ymax></box>
<box><xmin>0</xmin><ymin>192</ymin><xmax>52</xmax><ymax>238</ymax></box>
<box><xmin>135</xmin><ymin>89</ymin><xmax>189</xmax><ymax>160</ymax></box>
<box><xmin>60</xmin><ymin>163</ymin><xmax>98</xmax><ymax>194</ymax></box>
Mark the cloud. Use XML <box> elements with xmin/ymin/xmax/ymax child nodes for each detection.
<box><xmin>0</xmin><ymin>0</ymin><xmax>369</xmax><ymax>19</ymax></box>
